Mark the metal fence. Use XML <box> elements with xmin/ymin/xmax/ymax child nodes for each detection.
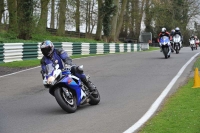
<box><xmin>0</xmin><ymin>42</ymin><xmax>143</xmax><ymax>63</ymax></box>
<box><xmin>139</xmin><ymin>32</ymin><xmax>152</xmax><ymax>43</ymax></box>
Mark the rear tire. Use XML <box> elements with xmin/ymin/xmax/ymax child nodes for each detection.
<box><xmin>89</xmin><ymin>89</ymin><xmax>100</xmax><ymax>105</ymax></box>
<box><xmin>54</xmin><ymin>87</ymin><xmax>77</xmax><ymax>113</ymax></box>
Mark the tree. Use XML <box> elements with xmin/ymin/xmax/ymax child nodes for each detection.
<box><xmin>109</xmin><ymin>0</ymin><xmax>119</xmax><ymax>42</ymax></box>
<box><xmin>148</xmin><ymin>0</ymin><xmax>199</xmax><ymax>39</ymax></box>
<box><xmin>144</xmin><ymin>0</ymin><xmax>153</xmax><ymax>32</ymax></box>
<box><xmin>57</xmin><ymin>0</ymin><xmax>67</xmax><ymax>36</ymax></box>
<box><xmin>36</xmin><ymin>0</ymin><xmax>50</xmax><ymax>33</ymax></box>
<box><xmin>17</xmin><ymin>0</ymin><xmax>33</xmax><ymax>40</ymax></box>
<box><xmin>0</xmin><ymin>0</ymin><xmax>4</xmax><ymax>23</ymax></box>
<box><xmin>50</xmin><ymin>0</ymin><xmax>55</xmax><ymax>28</ymax></box>
<box><xmin>7</xmin><ymin>0</ymin><xmax>17</xmax><ymax>33</ymax></box>
<box><xmin>75</xmin><ymin>0</ymin><xmax>80</xmax><ymax>32</ymax></box>
<box><xmin>115</xmin><ymin>0</ymin><xmax>128</xmax><ymax>40</ymax></box>
<box><xmin>102</xmin><ymin>0</ymin><xmax>117</xmax><ymax>42</ymax></box>
<box><xmin>129</xmin><ymin>0</ymin><xmax>145</xmax><ymax>40</ymax></box>
<box><xmin>95</xmin><ymin>0</ymin><xmax>103</xmax><ymax>40</ymax></box>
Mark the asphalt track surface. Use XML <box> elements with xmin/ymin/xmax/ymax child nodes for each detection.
<box><xmin>0</xmin><ymin>47</ymin><xmax>199</xmax><ymax>133</ymax></box>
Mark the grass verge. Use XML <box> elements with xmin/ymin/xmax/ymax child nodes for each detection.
<box><xmin>0</xmin><ymin>32</ymin><xmax>105</xmax><ymax>43</ymax></box>
<box><xmin>148</xmin><ymin>46</ymin><xmax>159</xmax><ymax>51</ymax></box>
<box><xmin>138</xmin><ymin>78</ymin><xmax>200</xmax><ymax>133</ymax></box>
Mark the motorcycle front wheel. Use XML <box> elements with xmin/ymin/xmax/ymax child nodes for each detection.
<box><xmin>54</xmin><ymin>87</ymin><xmax>77</xmax><ymax>113</ymax></box>
<box><xmin>163</xmin><ymin>47</ymin><xmax>168</xmax><ymax>59</ymax></box>
<box><xmin>176</xmin><ymin>45</ymin><xmax>179</xmax><ymax>54</ymax></box>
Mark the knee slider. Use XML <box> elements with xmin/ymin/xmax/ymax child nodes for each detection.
<box><xmin>76</xmin><ymin>65</ymin><xmax>84</xmax><ymax>74</ymax></box>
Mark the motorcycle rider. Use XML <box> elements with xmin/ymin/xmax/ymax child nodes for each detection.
<box><xmin>194</xmin><ymin>36</ymin><xmax>199</xmax><ymax>48</ymax></box>
<box><xmin>189</xmin><ymin>34</ymin><xmax>196</xmax><ymax>44</ymax></box>
<box><xmin>170</xmin><ymin>29</ymin><xmax>175</xmax><ymax>37</ymax></box>
<box><xmin>40</xmin><ymin>40</ymin><xmax>96</xmax><ymax>93</ymax></box>
<box><xmin>189</xmin><ymin>34</ymin><xmax>196</xmax><ymax>48</ymax></box>
<box><xmin>189</xmin><ymin>34</ymin><xmax>195</xmax><ymax>40</ymax></box>
<box><xmin>173</xmin><ymin>27</ymin><xmax>183</xmax><ymax>46</ymax></box>
<box><xmin>157</xmin><ymin>27</ymin><xmax>173</xmax><ymax>52</ymax></box>
<box><xmin>170</xmin><ymin>29</ymin><xmax>175</xmax><ymax>49</ymax></box>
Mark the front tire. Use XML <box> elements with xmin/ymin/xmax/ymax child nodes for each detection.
<box><xmin>54</xmin><ymin>87</ymin><xmax>77</xmax><ymax>113</ymax></box>
<box><xmin>163</xmin><ymin>47</ymin><xmax>168</xmax><ymax>59</ymax></box>
<box><xmin>176</xmin><ymin>45</ymin><xmax>179</xmax><ymax>54</ymax></box>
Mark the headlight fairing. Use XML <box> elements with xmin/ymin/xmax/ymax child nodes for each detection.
<box><xmin>47</xmin><ymin>76</ymin><xmax>55</xmax><ymax>84</ymax></box>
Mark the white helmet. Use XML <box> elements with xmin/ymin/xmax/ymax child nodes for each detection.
<box><xmin>161</xmin><ymin>27</ymin><xmax>166</xmax><ymax>33</ymax></box>
<box><xmin>175</xmin><ymin>27</ymin><xmax>180</xmax><ymax>32</ymax></box>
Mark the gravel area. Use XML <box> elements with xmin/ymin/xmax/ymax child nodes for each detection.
<box><xmin>0</xmin><ymin>67</ymin><xmax>33</xmax><ymax>76</ymax></box>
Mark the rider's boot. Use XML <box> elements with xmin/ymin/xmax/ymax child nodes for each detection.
<box><xmin>76</xmin><ymin>66</ymin><xmax>97</xmax><ymax>93</ymax></box>
<box><xmin>82</xmin><ymin>78</ymin><xmax>97</xmax><ymax>94</ymax></box>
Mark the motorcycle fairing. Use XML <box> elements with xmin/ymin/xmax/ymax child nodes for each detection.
<box><xmin>59</xmin><ymin>75</ymin><xmax>83</xmax><ymax>105</ymax></box>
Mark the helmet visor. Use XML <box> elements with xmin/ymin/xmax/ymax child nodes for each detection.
<box><xmin>41</xmin><ymin>47</ymin><xmax>51</xmax><ymax>56</ymax></box>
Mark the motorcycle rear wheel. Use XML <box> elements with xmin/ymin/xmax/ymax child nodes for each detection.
<box><xmin>54</xmin><ymin>87</ymin><xmax>77</xmax><ymax>113</ymax></box>
<box><xmin>89</xmin><ymin>89</ymin><xmax>100</xmax><ymax>105</ymax></box>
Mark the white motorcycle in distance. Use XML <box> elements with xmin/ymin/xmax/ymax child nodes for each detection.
<box><xmin>189</xmin><ymin>38</ymin><xmax>196</xmax><ymax>51</ymax></box>
<box><xmin>173</xmin><ymin>34</ymin><xmax>182</xmax><ymax>54</ymax></box>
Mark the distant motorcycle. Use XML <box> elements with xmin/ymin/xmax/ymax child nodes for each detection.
<box><xmin>160</xmin><ymin>36</ymin><xmax>171</xmax><ymax>59</ymax></box>
<box><xmin>41</xmin><ymin>62</ymin><xmax>100</xmax><ymax>113</ymax></box>
<box><xmin>195</xmin><ymin>39</ymin><xmax>199</xmax><ymax>50</ymax></box>
<box><xmin>172</xmin><ymin>34</ymin><xmax>182</xmax><ymax>54</ymax></box>
<box><xmin>189</xmin><ymin>39</ymin><xmax>196</xmax><ymax>51</ymax></box>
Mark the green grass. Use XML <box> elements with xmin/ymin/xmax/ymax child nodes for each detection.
<box><xmin>139</xmin><ymin>78</ymin><xmax>200</xmax><ymax>133</ymax></box>
<box><xmin>141</xmin><ymin>46</ymin><xmax>159</xmax><ymax>52</ymax></box>
<box><xmin>0</xmin><ymin>32</ymin><xmax>105</xmax><ymax>43</ymax></box>
<box><xmin>193</xmin><ymin>57</ymin><xmax>200</xmax><ymax>71</ymax></box>
<box><xmin>148</xmin><ymin>46</ymin><xmax>159</xmax><ymax>51</ymax></box>
<box><xmin>0</xmin><ymin>59</ymin><xmax>40</xmax><ymax>67</ymax></box>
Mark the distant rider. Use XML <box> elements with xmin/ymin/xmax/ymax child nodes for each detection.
<box><xmin>157</xmin><ymin>27</ymin><xmax>173</xmax><ymax>52</ymax></box>
<box><xmin>170</xmin><ymin>29</ymin><xmax>175</xmax><ymax>49</ymax></box>
<box><xmin>173</xmin><ymin>27</ymin><xmax>183</xmax><ymax>42</ymax></box>
<box><xmin>172</xmin><ymin>27</ymin><xmax>183</xmax><ymax>48</ymax></box>
<box><xmin>170</xmin><ymin>29</ymin><xmax>175</xmax><ymax>37</ymax></box>
<box><xmin>189</xmin><ymin>34</ymin><xmax>195</xmax><ymax>41</ymax></box>
<box><xmin>40</xmin><ymin>40</ymin><xmax>96</xmax><ymax>93</ymax></box>
<box><xmin>189</xmin><ymin>34</ymin><xmax>196</xmax><ymax>47</ymax></box>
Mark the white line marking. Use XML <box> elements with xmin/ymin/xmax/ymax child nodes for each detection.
<box><xmin>0</xmin><ymin>66</ymin><xmax>40</xmax><ymax>78</ymax></box>
<box><xmin>123</xmin><ymin>52</ymin><xmax>200</xmax><ymax>133</ymax></box>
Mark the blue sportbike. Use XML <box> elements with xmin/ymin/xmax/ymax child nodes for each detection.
<box><xmin>160</xmin><ymin>36</ymin><xmax>171</xmax><ymax>59</ymax></box>
<box><xmin>42</xmin><ymin>62</ymin><xmax>100</xmax><ymax>113</ymax></box>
